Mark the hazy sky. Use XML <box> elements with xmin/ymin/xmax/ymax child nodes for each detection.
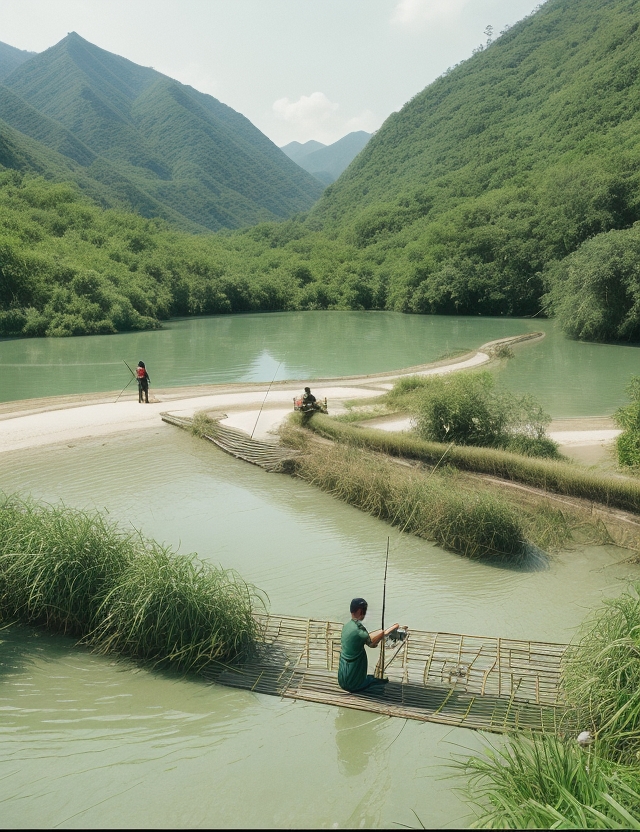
<box><xmin>0</xmin><ymin>0</ymin><xmax>541</xmax><ymax>146</ymax></box>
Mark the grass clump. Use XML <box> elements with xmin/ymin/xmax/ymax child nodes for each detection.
<box><xmin>615</xmin><ymin>376</ymin><xmax>640</xmax><ymax>470</ymax></box>
<box><xmin>460</xmin><ymin>734</ymin><xmax>640</xmax><ymax>829</ymax></box>
<box><xmin>304</xmin><ymin>414</ymin><xmax>640</xmax><ymax>514</ymax></box>
<box><xmin>0</xmin><ymin>493</ymin><xmax>261</xmax><ymax>670</ymax></box>
<box><xmin>285</xmin><ymin>432</ymin><xmax>524</xmax><ymax>560</ymax></box>
<box><xmin>459</xmin><ymin>583</ymin><xmax>640</xmax><ymax>828</ymax></box>
<box><xmin>563</xmin><ymin>583</ymin><xmax>640</xmax><ymax>766</ymax></box>
<box><xmin>94</xmin><ymin>545</ymin><xmax>258</xmax><ymax>668</ymax></box>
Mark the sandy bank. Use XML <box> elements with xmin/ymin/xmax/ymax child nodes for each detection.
<box><xmin>5</xmin><ymin>331</ymin><xmax>617</xmax><ymax>457</ymax></box>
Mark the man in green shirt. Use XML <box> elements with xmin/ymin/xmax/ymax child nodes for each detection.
<box><xmin>338</xmin><ymin>598</ymin><xmax>400</xmax><ymax>693</ymax></box>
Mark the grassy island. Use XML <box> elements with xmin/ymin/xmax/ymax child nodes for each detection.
<box><xmin>0</xmin><ymin>494</ymin><xmax>262</xmax><ymax>669</ymax></box>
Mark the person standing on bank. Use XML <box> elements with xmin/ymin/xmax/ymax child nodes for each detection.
<box><xmin>136</xmin><ymin>361</ymin><xmax>150</xmax><ymax>404</ymax></box>
<box><xmin>338</xmin><ymin>598</ymin><xmax>400</xmax><ymax>693</ymax></box>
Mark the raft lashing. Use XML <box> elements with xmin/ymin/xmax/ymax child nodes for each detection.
<box><xmin>204</xmin><ymin>614</ymin><xmax>569</xmax><ymax>734</ymax></box>
<box><xmin>161</xmin><ymin>411</ymin><xmax>300</xmax><ymax>472</ymax></box>
<box><xmin>163</xmin><ymin>411</ymin><xmax>569</xmax><ymax>732</ymax></box>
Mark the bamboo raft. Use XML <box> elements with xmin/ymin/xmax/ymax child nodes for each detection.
<box><xmin>204</xmin><ymin>614</ymin><xmax>571</xmax><ymax>734</ymax></box>
<box><xmin>161</xmin><ymin>412</ymin><xmax>299</xmax><ymax>472</ymax></box>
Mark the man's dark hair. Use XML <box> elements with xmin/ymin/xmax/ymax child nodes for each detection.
<box><xmin>350</xmin><ymin>597</ymin><xmax>368</xmax><ymax>615</ymax></box>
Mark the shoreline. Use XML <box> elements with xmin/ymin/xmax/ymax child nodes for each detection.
<box><xmin>0</xmin><ymin>331</ymin><xmax>621</xmax><ymax>458</ymax></box>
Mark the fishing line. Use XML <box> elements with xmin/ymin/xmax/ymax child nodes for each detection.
<box><xmin>114</xmin><ymin>360</ymin><xmax>137</xmax><ymax>403</ymax></box>
<box><xmin>250</xmin><ymin>360</ymin><xmax>282</xmax><ymax>439</ymax></box>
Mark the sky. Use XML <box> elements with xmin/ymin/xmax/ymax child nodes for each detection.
<box><xmin>0</xmin><ymin>0</ymin><xmax>542</xmax><ymax>147</ymax></box>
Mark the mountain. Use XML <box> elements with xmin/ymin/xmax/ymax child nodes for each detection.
<box><xmin>297</xmin><ymin>131</ymin><xmax>371</xmax><ymax>184</ymax></box>
<box><xmin>280</xmin><ymin>140</ymin><xmax>326</xmax><ymax>165</ymax></box>
<box><xmin>303</xmin><ymin>0</ymin><xmax>640</xmax><ymax>321</ymax></box>
<box><xmin>0</xmin><ymin>41</ymin><xmax>37</xmax><ymax>81</ymax></box>
<box><xmin>0</xmin><ymin>33</ymin><xmax>323</xmax><ymax>230</ymax></box>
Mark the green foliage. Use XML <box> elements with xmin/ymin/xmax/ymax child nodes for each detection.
<box><xmin>4</xmin><ymin>2</ymin><xmax>640</xmax><ymax>338</ymax></box>
<box><xmin>460</xmin><ymin>734</ymin><xmax>640</xmax><ymax>829</ymax></box>
<box><xmin>407</xmin><ymin>372</ymin><xmax>555</xmax><ymax>455</ymax></box>
<box><xmin>614</xmin><ymin>376</ymin><xmax>640</xmax><ymax>468</ymax></box>
<box><xmin>461</xmin><ymin>584</ymin><xmax>640</xmax><ymax>828</ymax></box>
<box><xmin>563</xmin><ymin>584</ymin><xmax>640</xmax><ymax>765</ymax></box>
<box><xmin>283</xmin><ymin>431</ymin><xmax>524</xmax><ymax>560</ymax></box>
<box><xmin>0</xmin><ymin>494</ymin><xmax>261</xmax><ymax>669</ymax></box>
<box><xmin>304</xmin><ymin>414</ymin><xmax>640</xmax><ymax>514</ymax></box>
<box><xmin>0</xmin><ymin>33</ymin><xmax>322</xmax><ymax>232</ymax></box>
<box><xmin>545</xmin><ymin>224</ymin><xmax>640</xmax><ymax>342</ymax></box>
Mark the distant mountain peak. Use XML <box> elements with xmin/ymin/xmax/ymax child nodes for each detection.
<box><xmin>0</xmin><ymin>33</ymin><xmax>322</xmax><ymax>230</ymax></box>
<box><xmin>282</xmin><ymin>131</ymin><xmax>372</xmax><ymax>184</ymax></box>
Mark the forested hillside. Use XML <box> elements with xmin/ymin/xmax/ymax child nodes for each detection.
<box><xmin>2</xmin><ymin>0</ymin><xmax>640</xmax><ymax>341</ymax></box>
<box><xmin>304</xmin><ymin>0</ymin><xmax>640</xmax><ymax>322</ymax></box>
<box><xmin>0</xmin><ymin>41</ymin><xmax>36</xmax><ymax>81</ymax></box>
<box><xmin>0</xmin><ymin>33</ymin><xmax>322</xmax><ymax>231</ymax></box>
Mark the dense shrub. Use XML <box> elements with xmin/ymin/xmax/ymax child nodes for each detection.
<box><xmin>614</xmin><ymin>376</ymin><xmax>640</xmax><ymax>469</ymax></box>
<box><xmin>0</xmin><ymin>494</ymin><xmax>261</xmax><ymax>668</ymax></box>
<box><xmin>411</xmin><ymin>371</ymin><xmax>555</xmax><ymax>453</ymax></box>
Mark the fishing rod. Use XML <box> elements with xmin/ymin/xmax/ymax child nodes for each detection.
<box><xmin>250</xmin><ymin>360</ymin><xmax>282</xmax><ymax>440</ymax></box>
<box><xmin>114</xmin><ymin>360</ymin><xmax>137</xmax><ymax>404</ymax></box>
<box><xmin>373</xmin><ymin>442</ymin><xmax>455</xmax><ymax>678</ymax></box>
<box><xmin>374</xmin><ymin>537</ymin><xmax>390</xmax><ymax>680</ymax></box>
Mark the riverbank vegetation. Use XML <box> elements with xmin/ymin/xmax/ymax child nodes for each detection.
<box><xmin>614</xmin><ymin>376</ymin><xmax>640</xmax><ymax>470</ymax></box>
<box><xmin>280</xmin><ymin>418</ymin><xmax>632</xmax><ymax>560</ymax></box>
<box><xmin>386</xmin><ymin>372</ymin><xmax>560</xmax><ymax>459</ymax></box>
<box><xmin>304</xmin><ymin>414</ymin><xmax>640</xmax><ymax>515</ymax></box>
<box><xmin>460</xmin><ymin>583</ymin><xmax>640</xmax><ymax>828</ymax></box>
<box><xmin>0</xmin><ymin>494</ymin><xmax>261</xmax><ymax>668</ymax></box>
<box><xmin>3</xmin><ymin>2</ymin><xmax>640</xmax><ymax>342</ymax></box>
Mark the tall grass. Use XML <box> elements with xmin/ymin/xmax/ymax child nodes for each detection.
<box><xmin>563</xmin><ymin>583</ymin><xmax>640</xmax><ymax>766</ymax></box>
<box><xmin>0</xmin><ymin>494</ymin><xmax>261</xmax><ymax>669</ymax></box>
<box><xmin>459</xmin><ymin>583</ymin><xmax>640</xmax><ymax>828</ymax></box>
<box><xmin>287</xmin><ymin>434</ymin><xmax>524</xmax><ymax>560</ymax></box>
<box><xmin>460</xmin><ymin>734</ymin><xmax>640</xmax><ymax>829</ymax></box>
<box><xmin>305</xmin><ymin>414</ymin><xmax>640</xmax><ymax>514</ymax></box>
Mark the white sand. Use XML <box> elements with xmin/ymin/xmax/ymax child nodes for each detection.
<box><xmin>0</xmin><ymin>333</ymin><xmax>615</xmax><ymax>455</ymax></box>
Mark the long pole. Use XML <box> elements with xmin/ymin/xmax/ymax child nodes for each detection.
<box><xmin>250</xmin><ymin>361</ymin><xmax>282</xmax><ymax>440</ymax></box>
<box><xmin>114</xmin><ymin>360</ymin><xmax>137</xmax><ymax>404</ymax></box>
<box><xmin>375</xmin><ymin>537</ymin><xmax>390</xmax><ymax>679</ymax></box>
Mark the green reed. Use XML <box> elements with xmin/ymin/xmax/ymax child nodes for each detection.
<box><xmin>562</xmin><ymin>584</ymin><xmax>640</xmax><ymax>766</ymax></box>
<box><xmin>287</xmin><ymin>436</ymin><xmax>524</xmax><ymax>560</ymax></box>
<box><xmin>0</xmin><ymin>494</ymin><xmax>261</xmax><ymax>669</ymax></box>
<box><xmin>306</xmin><ymin>414</ymin><xmax>640</xmax><ymax>514</ymax></box>
<box><xmin>459</xmin><ymin>734</ymin><xmax>640</xmax><ymax>829</ymax></box>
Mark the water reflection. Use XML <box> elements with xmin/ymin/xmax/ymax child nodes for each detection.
<box><xmin>334</xmin><ymin>709</ymin><xmax>387</xmax><ymax>777</ymax></box>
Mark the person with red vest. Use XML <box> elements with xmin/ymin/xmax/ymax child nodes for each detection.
<box><xmin>136</xmin><ymin>361</ymin><xmax>150</xmax><ymax>403</ymax></box>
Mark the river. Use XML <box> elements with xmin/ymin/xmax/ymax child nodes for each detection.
<box><xmin>1</xmin><ymin>312</ymin><xmax>639</xmax><ymax>826</ymax></box>
<box><xmin>0</xmin><ymin>424</ymin><xmax>636</xmax><ymax>828</ymax></box>
<box><xmin>1</xmin><ymin>312</ymin><xmax>639</xmax><ymax>416</ymax></box>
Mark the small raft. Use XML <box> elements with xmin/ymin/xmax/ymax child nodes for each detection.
<box><xmin>204</xmin><ymin>614</ymin><xmax>570</xmax><ymax>734</ymax></box>
<box><xmin>161</xmin><ymin>411</ymin><xmax>299</xmax><ymax>472</ymax></box>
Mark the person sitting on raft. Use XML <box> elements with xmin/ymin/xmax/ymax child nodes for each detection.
<box><xmin>302</xmin><ymin>386</ymin><xmax>318</xmax><ymax>411</ymax></box>
<box><xmin>338</xmin><ymin>598</ymin><xmax>400</xmax><ymax>693</ymax></box>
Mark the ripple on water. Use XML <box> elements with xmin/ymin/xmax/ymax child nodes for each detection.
<box><xmin>0</xmin><ymin>428</ymin><xmax>637</xmax><ymax>827</ymax></box>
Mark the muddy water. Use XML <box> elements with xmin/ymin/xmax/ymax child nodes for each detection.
<box><xmin>1</xmin><ymin>429</ymin><xmax>636</xmax><ymax>828</ymax></box>
<box><xmin>1</xmin><ymin>312</ymin><xmax>639</xmax><ymax>417</ymax></box>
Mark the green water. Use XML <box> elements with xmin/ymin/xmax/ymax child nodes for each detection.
<box><xmin>1</xmin><ymin>312</ymin><xmax>638</xmax><ymax>416</ymax></box>
<box><xmin>1</xmin><ymin>429</ymin><xmax>636</xmax><ymax>828</ymax></box>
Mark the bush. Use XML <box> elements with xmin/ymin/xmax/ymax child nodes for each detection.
<box><xmin>412</xmin><ymin>371</ymin><xmax>554</xmax><ymax>453</ymax></box>
<box><xmin>615</xmin><ymin>376</ymin><xmax>640</xmax><ymax>469</ymax></box>
<box><xmin>0</xmin><ymin>494</ymin><xmax>261</xmax><ymax>669</ymax></box>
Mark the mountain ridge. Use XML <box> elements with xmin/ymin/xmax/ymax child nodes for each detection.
<box><xmin>0</xmin><ymin>33</ymin><xmax>322</xmax><ymax>230</ymax></box>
